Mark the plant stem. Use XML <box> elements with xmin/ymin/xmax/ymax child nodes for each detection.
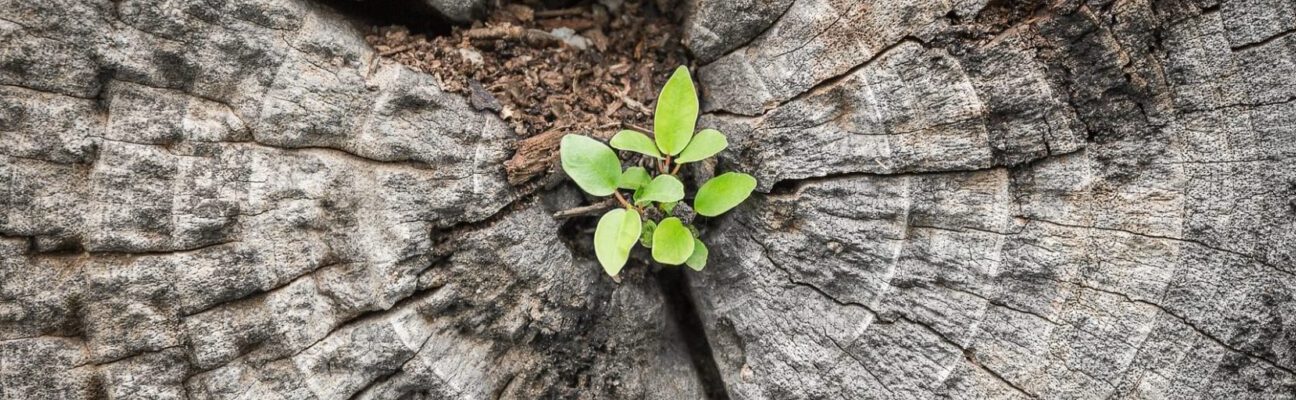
<box><xmin>671</xmin><ymin>162</ymin><xmax>682</xmax><ymax>175</ymax></box>
<box><xmin>626</xmin><ymin>123</ymin><xmax>653</xmax><ymax>135</ymax></box>
<box><xmin>613</xmin><ymin>191</ymin><xmax>633</xmax><ymax>209</ymax></box>
<box><xmin>552</xmin><ymin>198</ymin><xmax>617</xmax><ymax>218</ymax></box>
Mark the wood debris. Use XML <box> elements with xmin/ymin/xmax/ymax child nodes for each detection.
<box><xmin>366</xmin><ymin>0</ymin><xmax>689</xmax><ymax>186</ymax></box>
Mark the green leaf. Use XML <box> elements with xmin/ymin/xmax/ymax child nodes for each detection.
<box><xmin>660</xmin><ymin>201</ymin><xmax>677</xmax><ymax>214</ymax></box>
<box><xmin>694</xmin><ymin>172</ymin><xmax>757</xmax><ymax>217</ymax></box>
<box><xmin>594</xmin><ymin>208</ymin><xmax>642</xmax><ymax>276</ymax></box>
<box><xmin>610</xmin><ymin>130</ymin><xmax>662</xmax><ymax>159</ymax></box>
<box><xmin>653</xmin><ymin>66</ymin><xmax>698</xmax><ymax>156</ymax></box>
<box><xmin>640</xmin><ymin>220</ymin><xmax>657</xmax><ymax>248</ymax></box>
<box><xmin>685</xmin><ymin>239</ymin><xmax>708</xmax><ymax>271</ymax></box>
<box><xmin>651</xmin><ymin>217</ymin><xmax>694</xmax><ymax>265</ymax></box>
<box><xmin>618</xmin><ymin>166</ymin><xmax>651</xmax><ymax>190</ymax></box>
<box><xmin>675</xmin><ymin>129</ymin><xmax>727</xmax><ymax>164</ymax></box>
<box><xmin>634</xmin><ymin>174</ymin><xmax>685</xmax><ymax>205</ymax></box>
<box><xmin>560</xmin><ymin>135</ymin><xmax>622</xmax><ymax>196</ymax></box>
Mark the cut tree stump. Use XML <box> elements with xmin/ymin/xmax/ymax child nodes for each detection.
<box><xmin>1</xmin><ymin>0</ymin><xmax>1293</xmax><ymax>399</ymax></box>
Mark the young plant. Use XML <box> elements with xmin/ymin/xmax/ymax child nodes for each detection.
<box><xmin>560</xmin><ymin>66</ymin><xmax>757</xmax><ymax>277</ymax></box>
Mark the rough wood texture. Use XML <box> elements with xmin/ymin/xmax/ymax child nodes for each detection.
<box><xmin>0</xmin><ymin>1</ymin><xmax>699</xmax><ymax>399</ymax></box>
<box><xmin>688</xmin><ymin>0</ymin><xmax>1296</xmax><ymax>398</ymax></box>
<box><xmin>1</xmin><ymin>0</ymin><xmax>1294</xmax><ymax>399</ymax></box>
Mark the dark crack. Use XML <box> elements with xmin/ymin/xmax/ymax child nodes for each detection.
<box><xmin>749</xmin><ymin>229</ymin><xmax>1041</xmax><ymax>398</ymax></box>
<box><xmin>756</xmin><ymin>36</ymin><xmax>930</xmax><ymax>116</ymax></box>
<box><xmin>930</xmin><ymin>281</ymin><xmax>1062</xmax><ymax>327</ymax></box>
<box><xmin>698</xmin><ymin>0</ymin><xmax>799</xmax><ymax>65</ymax></box>
<box><xmin>1063</xmin><ymin>280</ymin><xmax>1296</xmax><ymax>377</ymax></box>
<box><xmin>78</xmin><ymin>240</ymin><xmax>240</xmax><ymax>258</ymax></box>
<box><xmin>823</xmin><ymin>331</ymin><xmax>898</xmax><ymax>396</ymax></box>
<box><xmin>347</xmin><ymin>326</ymin><xmax>438</xmax><ymax>400</ymax></box>
<box><xmin>1229</xmin><ymin>27</ymin><xmax>1296</xmax><ymax>53</ymax></box>
<box><xmin>1021</xmin><ymin>217</ymin><xmax>1296</xmax><ymax>280</ymax></box>
<box><xmin>769</xmin><ymin>1</ymin><xmax>859</xmax><ymax>60</ymax></box>
<box><xmin>764</xmin><ymin>146</ymin><xmax>1086</xmax><ymax>196</ymax></box>
<box><xmin>656</xmin><ymin>267</ymin><xmax>732</xmax><ymax>400</ymax></box>
<box><xmin>0</xmin><ymin>83</ymin><xmax>97</xmax><ymax>100</ymax></box>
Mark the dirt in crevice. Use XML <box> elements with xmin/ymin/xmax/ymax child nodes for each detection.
<box><xmin>366</xmin><ymin>0</ymin><xmax>691</xmax><ymax>186</ymax></box>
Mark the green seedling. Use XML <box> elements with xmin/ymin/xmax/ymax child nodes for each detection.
<box><xmin>560</xmin><ymin>66</ymin><xmax>757</xmax><ymax>277</ymax></box>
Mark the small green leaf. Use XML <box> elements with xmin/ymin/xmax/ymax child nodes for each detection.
<box><xmin>654</xmin><ymin>66</ymin><xmax>698</xmax><ymax>156</ymax></box>
<box><xmin>675</xmin><ymin>129</ymin><xmax>727</xmax><ymax>164</ymax></box>
<box><xmin>640</xmin><ymin>220</ymin><xmax>657</xmax><ymax>248</ymax></box>
<box><xmin>694</xmin><ymin>172</ymin><xmax>757</xmax><ymax>217</ymax></box>
<box><xmin>618</xmin><ymin>166</ymin><xmax>651</xmax><ymax>190</ymax></box>
<box><xmin>560</xmin><ymin>135</ymin><xmax>622</xmax><ymax>196</ymax></box>
<box><xmin>651</xmin><ymin>217</ymin><xmax>694</xmax><ymax>265</ymax></box>
<box><xmin>634</xmin><ymin>175</ymin><xmax>685</xmax><ymax>205</ymax></box>
<box><xmin>685</xmin><ymin>239</ymin><xmax>708</xmax><ymax>271</ymax></box>
<box><xmin>594</xmin><ymin>208</ymin><xmax>642</xmax><ymax>276</ymax></box>
<box><xmin>610</xmin><ymin>130</ymin><xmax>662</xmax><ymax>159</ymax></box>
<box><xmin>660</xmin><ymin>201</ymin><xmax>677</xmax><ymax>214</ymax></box>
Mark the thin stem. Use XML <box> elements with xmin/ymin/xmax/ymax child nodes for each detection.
<box><xmin>552</xmin><ymin>198</ymin><xmax>617</xmax><ymax>218</ymax></box>
<box><xmin>626</xmin><ymin>123</ymin><xmax>653</xmax><ymax>134</ymax></box>
<box><xmin>671</xmin><ymin>162</ymin><xmax>682</xmax><ymax>175</ymax></box>
<box><xmin>613</xmin><ymin>191</ymin><xmax>633</xmax><ymax>209</ymax></box>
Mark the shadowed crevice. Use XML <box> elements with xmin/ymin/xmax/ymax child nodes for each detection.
<box><xmin>312</xmin><ymin>0</ymin><xmax>457</xmax><ymax>36</ymax></box>
<box><xmin>656</xmin><ymin>267</ymin><xmax>731</xmax><ymax>400</ymax></box>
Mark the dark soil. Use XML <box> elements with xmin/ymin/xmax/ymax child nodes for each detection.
<box><xmin>366</xmin><ymin>0</ymin><xmax>690</xmax><ymax>186</ymax></box>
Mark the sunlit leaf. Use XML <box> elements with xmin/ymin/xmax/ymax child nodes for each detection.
<box><xmin>653</xmin><ymin>66</ymin><xmax>698</xmax><ymax>156</ymax></box>
<box><xmin>610</xmin><ymin>130</ymin><xmax>662</xmax><ymax>159</ymax></box>
<box><xmin>634</xmin><ymin>174</ymin><xmax>685</xmax><ymax>205</ymax></box>
<box><xmin>675</xmin><ymin>129</ymin><xmax>727</xmax><ymax>164</ymax></box>
<box><xmin>594</xmin><ymin>208</ymin><xmax>642</xmax><ymax>276</ymax></box>
<box><xmin>685</xmin><ymin>239</ymin><xmax>708</xmax><ymax>271</ymax></box>
<box><xmin>651</xmin><ymin>217</ymin><xmax>694</xmax><ymax>265</ymax></box>
<box><xmin>618</xmin><ymin>166</ymin><xmax>651</xmax><ymax>190</ymax></box>
<box><xmin>694</xmin><ymin>172</ymin><xmax>757</xmax><ymax>217</ymax></box>
<box><xmin>560</xmin><ymin>135</ymin><xmax>622</xmax><ymax>196</ymax></box>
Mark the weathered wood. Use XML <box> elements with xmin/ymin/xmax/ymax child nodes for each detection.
<box><xmin>2</xmin><ymin>0</ymin><xmax>1294</xmax><ymax>399</ymax></box>
<box><xmin>686</xmin><ymin>0</ymin><xmax>1296</xmax><ymax>398</ymax></box>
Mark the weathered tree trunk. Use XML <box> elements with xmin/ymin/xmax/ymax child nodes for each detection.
<box><xmin>1</xmin><ymin>0</ymin><xmax>1293</xmax><ymax>399</ymax></box>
